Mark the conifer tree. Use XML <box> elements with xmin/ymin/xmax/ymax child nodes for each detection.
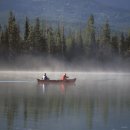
<box><xmin>23</xmin><ymin>17</ymin><xmax>30</xmax><ymax>53</ymax></box>
<box><xmin>61</xmin><ymin>25</ymin><xmax>66</xmax><ymax>57</ymax></box>
<box><xmin>100</xmin><ymin>20</ymin><xmax>111</xmax><ymax>45</ymax></box>
<box><xmin>24</xmin><ymin>17</ymin><xmax>30</xmax><ymax>41</ymax></box>
<box><xmin>0</xmin><ymin>24</ymin><xmax>2</xmax><ymax>53</ymax></box>
<box><xmin>125</xmin><ymin>31</ymin><xmax>130</xmax><ymax>56</ymax></box>
<box><xmin>69</xmin><ymin>32</ymin><xmax>77</xmax><ymax>59</ymax></box>
<box><xmin>8</xmin><ymin>11</ymin><xmax>20</xmax><ymax>60</ymax></box>
<box><xmin>0</xmin><ymin>27</ymin><xmax>9</xmax><ymax>59</ymax></box>
<box><xmin>99</xmin><ymin>20</ymin><xmax>112</xmax><ymax>60</ymax></box>
<box><xmin>111</xmin><ymin>35</ymin><xmax>119</xmax><ymax>55</ymax></box>
<box><xmin>0</xmin><ymin>31</ymin><xmax>4</xmax><ymax>58</ymax></box>
<box><xmin>120</xmin><ymin>32</ymin><xmax>125</xmax><ymax>55</ymax></box>
<box><xmin>0</xmin><ymin>24</ymin><xmax>2</xmax><ymax>37</ymax></box>
<box><xmin>40</xmin><ymin>23</ymin><xmax>48</xmax><ymax>54</ymax></box>
<box><xmin>84</xmin><ymin>15</ymin><xmax>96</xmax><ymax>56</ymax></box>
<box><xmin>71</xmin><ymin>35</ymin><xmax>76</xmax><ymax>51</ymax></box>
<box><xmin>76</xmin><ymin>29</ymin><xmax>84</xmax><ymax>56</ymax></box>
<box><xmin>34</xmin><ymin>17</ymin><xmax>42</xmax><ymax>53</ymax></box>
<box><xmin>40</xmin><ymin>30</ymin><xmax>47</xmax><ymax>54</ymax></box>
<box><xmin>27</xmin><ymin>26</ymin><xmax>35</xmax><ymax>53</ymax></box>
<box><xmin>47</xmin><ymin>27</ymin><xmax>55</xmax><ymax>55</ymax></box>
<box><xmin>55</xmin><ymin>24</ymin><xmax>62</xmax><ymax>56</ymax></box>
<box><xmin>65</xmin><ymin>30</ymin><xmax>75</xmax><ymax>60</ymax></box>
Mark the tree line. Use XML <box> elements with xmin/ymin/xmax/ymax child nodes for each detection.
<box><xmin>0</xmin><ymin>11</ymin><xmax>130</xmax><ymax>62</ymax></box>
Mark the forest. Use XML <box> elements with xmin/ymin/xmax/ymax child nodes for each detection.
<box><xmin>0</xmin><ymin>11</ymin><xmax>130</xmax><ymax>64</ymax></box>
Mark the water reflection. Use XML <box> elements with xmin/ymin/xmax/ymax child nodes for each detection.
<box><xmin>0</xmin><ymin>78</ymin><xmax>130</xmax><ymax>130</ymax></box>
<box><xmin>37</xmin><ymin>82</ymin><xmax>75</xmax><ymax>95</ymax></box>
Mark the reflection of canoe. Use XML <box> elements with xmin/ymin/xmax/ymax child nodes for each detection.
<box><xmin>37</xmin><ymin>78</ymin><xmax>76</xmax><ymax>84</ymax></box>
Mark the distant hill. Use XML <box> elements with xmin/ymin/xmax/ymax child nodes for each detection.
<box><xmin>0</xmin><ymin>0</ymin><xmax>130</xmax><ymax>31</ymax></box>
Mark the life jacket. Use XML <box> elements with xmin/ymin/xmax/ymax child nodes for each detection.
<box><xmin>61</xmin><ymin>75</ymin><xmax>64</xmax><ymax>80</ymax></box>
<box><xmin>61</xmin><ymin>74</ymin><xmax>66</xmax><ymax>80</ymax></box>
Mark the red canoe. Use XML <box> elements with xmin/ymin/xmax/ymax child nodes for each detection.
<box><xmin>37</xmin><ymin>78</ymin><xmax>76</xmax><ymax>84</ymax></box>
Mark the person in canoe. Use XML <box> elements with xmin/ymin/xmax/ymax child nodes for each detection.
<box><xmin>42</xmin><ymin>73</ymin><xmax>49</xmax><ymax>80</ymax></box>
<box><xmin>61</xmin><ymin>73</ymin><xmax>69</xmax><ymax>80</ymax></box>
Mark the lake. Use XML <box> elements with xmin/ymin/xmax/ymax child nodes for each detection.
<box><xmin>0</xmin><ymin>71</ymin><xmax>130</xmax><ymax>130</ymax></box>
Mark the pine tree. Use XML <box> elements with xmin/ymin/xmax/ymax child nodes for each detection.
<box><xmin>8</xmin><ymin>11</ymin><xmax>15</xmax><ymax>59</ymax></box>
<box><xmin>0</xmin><ymin>24</ymin><xmax>2</xmax><ymax>54</ymax></box>
<box><xmin>27</xmin><ymin>26</ymin><xmax>35</xmax><ymax>53</ymax></box>
<box><xmin>125</xmin><ymin>31</ymin><xmax>130</xmax><ymax>56</ymax></box>
<box><xmin>76</xmin><ymin>29</ymin><xmax>84</xmax><ymax>56</ymax></box>
<box><xmin>99</xmin><ymin>20</ymin><xmax>112</xmax><ymax>61</ymax></box>
<box><xmin>46</xmin><ymin>27</ymin><xmax>55</xmax><ymax>55</ymax></box>
<box><xmin>111</xmin><ymin>35</ymin><xmax>119</xmax><ymax>55</ymax></box>
<box><xmin>65</xmin><ymin>30</ymin><xmax>75</xmax><ymax>60</ymax></box>
<box><xmin>0</xmin><ymin>24</ymin><xmax>2</xmax><ymax>37</ymax></box>
<box><xmin>61</xmin><ymin>25</ymin><xmax>66</xmax><ymax>57</ymax></box>
<box><xmin>39</xmin><ymin>23</ymin><xmax>48</xmax><ymax>54</ymax></box>
<box><xmin>34</xmin><ymin>17</ymin><xmax>42</xmax><ymax>54</ymax></box>
<box><xmin>101</xmin><ymin>20</ymin><xmax>111</xmax><ymax>44</ymax></box>
<box><xmin>84</xmin><ymin>15</ymin><xmax>96</xmax><ymax>57</ymax></box>
<box><xmin>87</xmin><ymin>15</ymin><xmax>96</xmax><ymax>44</ymax></box>
<box><xmin>69</xmin><ymin>32</ymin><xmax>77</xmax><ymax>59</ymax></box>
<box><xmin>55</xmin><ymin>24</ymin><xmax>61</xmax><ymax>56</ymax></box>
<box><xmin>0</xmin><ymin>27</ymin><xmax>9</xmax><ymax>59</ymax></box>
<box><xmin>0</xmin><ymin>31</ymin><xmax>4</xmax><ymax>58</ymax></box>
<box><xmin>23</xmin><ymin>17</ymin><xmax>29</xmax><ymax>53</ymax></box>
<box><xmin>24</xmin><ymin>17</ymin><xmax>30</xmax><ymax>41</ymax></box>
<box><xmin>120</xmin><ymin>32</ymin><xmax>125</xmax><ymax>55</ymax></box>
<box><xmin>40</xmin><ymin>31</ymin><xmax>47</xmax><ymax>54</ymax></box>
<box><xmin>8</xmin><ymin>11</ymin><xmax>21</xmax><ymax>60</ymax></box>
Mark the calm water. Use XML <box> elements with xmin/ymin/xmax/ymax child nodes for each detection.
<box><xmin>0</xmin><ymin>71</ymin><xmax>130</xmax><ymax>130</ymax></box>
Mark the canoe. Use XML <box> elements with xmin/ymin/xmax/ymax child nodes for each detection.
<box><xmin>37</xmin><ymin>78</ymin><xmax>76</xmax><ymax>84</ymax></box>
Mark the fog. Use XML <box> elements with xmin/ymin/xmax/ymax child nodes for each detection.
<box><xmin>0</xmin><ymin>55</ymin><xmax>130</xmax><ymax>85</ymax></box>
<box><xmin>0</xmin><ymin>70</ymin><xmax>130</xmax><ymax>85</ymax></box>
<box><xmin>0</xmin><ymin>55</ymin><xmax>130</xmax><ymax>73</ymax></box>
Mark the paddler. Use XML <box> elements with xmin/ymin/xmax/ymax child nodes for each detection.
<box><xmin>61</xmin><ymin>73</ymin><xmax>69</xmax><ymax>80</ymax></box>
<box><xmin>42</xmin><ymin>73</ymin><xmax>49</xmax><ymax>80</ymax></box>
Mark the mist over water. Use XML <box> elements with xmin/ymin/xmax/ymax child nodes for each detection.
<box><xmin>0</xmin><ymin>71</ymin><xmax>130</xmax><ymax>130</ymax></box>
<box><xmin>1</xmin><ymin>55</ymin><xmax>130</xmax><ymax>72</ymax></box>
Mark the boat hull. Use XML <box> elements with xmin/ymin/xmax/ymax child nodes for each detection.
<box><xmin>37</xmin><ymin>78</ymin><xmax>76</xmax><ymax>85</ymax></box>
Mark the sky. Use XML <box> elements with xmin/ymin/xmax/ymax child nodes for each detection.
<box><xmin>95</xmin><ymin>0</ymin><xmax>130</xmax><ymax>10</ymax></box>
<box><xmin>0</xmin><ymin>0</ymin><xmax>130</xmax><ymax>11</ymax></box>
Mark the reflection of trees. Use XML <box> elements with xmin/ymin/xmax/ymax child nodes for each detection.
<box><xmin>22</xmin><ymin>95</ymin><xmax>66</xmax><ymax>120</ymax></box>
<box><xmin>85</xmin><ymin>98</ymin><xmax>95</xmax><ymax>130</ymax></box>
<box><xmin>0</xmin><ymin>84</ymin><xmax>130</xmax><ymax>130</ymax></box>
<box><xmin>6</xmin><ymin>97</ymin><xmax>18</xmax><ymax>130</ymax></box>
<box><xmin>23</xmin><ymin>97</ymin><xmax>27</xmax><ymax>128</ymax></box>
<box><xmin>3</xmin><ymin>94</ymin><xmax>19</xmax><ymax>130</ymax></box>
<box><xmin>102</xmin><ymin>98</ymin><xmax>109</xmax><ymax>125</ymax></box>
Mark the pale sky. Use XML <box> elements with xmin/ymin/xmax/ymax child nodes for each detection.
<box><xmin>95</xmin><ymin>0</ymin><xmax>130</xmax><ymax>10</ymax></box>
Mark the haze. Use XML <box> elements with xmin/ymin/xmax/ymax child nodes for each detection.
<box><xmin>95</xmin><ymin>0</ymin><xmax>130</xmax><ymax>10</ymax></box>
